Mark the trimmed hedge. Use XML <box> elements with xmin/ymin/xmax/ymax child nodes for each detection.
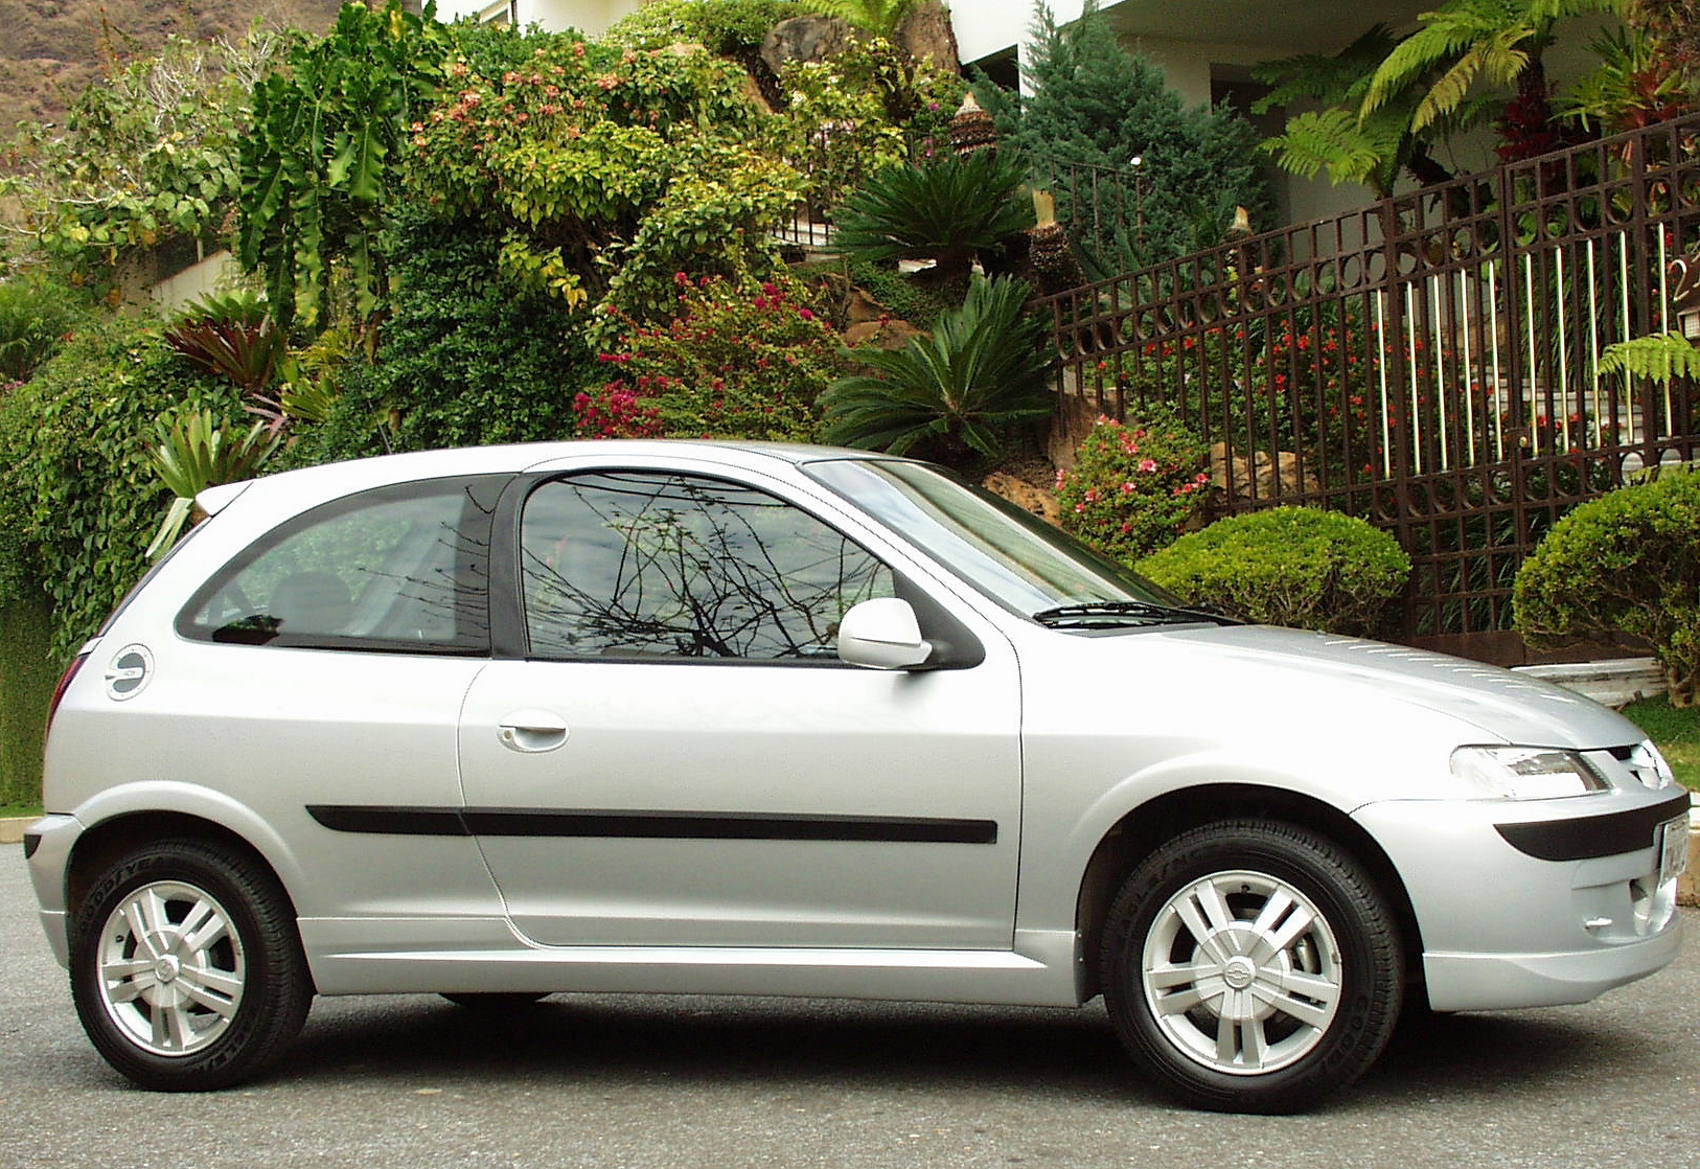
<box><xmin>1139</xmin><ymin>506</ymin><xmax>1411</xmax><ymax>635</ymax></box>
<box><xmin>0</xmin><ymin>592</ymin><xmax>55</xmax><ymax>806</ymax></box>
<box><xmin>1514</xmin><ymin>468</ymin><xmax>1700</xmax><ymax>707</ymax></box>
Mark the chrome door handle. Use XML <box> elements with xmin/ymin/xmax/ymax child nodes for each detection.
<box><xmin>497</xmin><ymin>710</ymin><xmax>569</xmax><ymax>753</ymax></box>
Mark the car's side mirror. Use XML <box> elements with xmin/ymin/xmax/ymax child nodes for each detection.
<box><xmin>837</xmin><ymin>597</ymin><xmax>933</xmax><ymax>670</ymax></box>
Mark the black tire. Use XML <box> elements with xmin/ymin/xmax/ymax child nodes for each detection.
<box><xmin>439</xmin><ymin>992</ymin><xmax>549</xmax><ymax>1009</ymax></box>
<box><xmin>69</xmin><ymin>838</ymin><xmax>313</xmax><ymax>1091</ymax></box>
<box><xmin>1100</xmin><ymin>819</ymin><xmax>1403</xmax><ymax>1114</ymax></box>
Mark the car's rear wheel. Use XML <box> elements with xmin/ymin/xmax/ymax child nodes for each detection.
<box><xmin>1101</xmin><ymin>820</ymin><xmax>1403</xmax><ymax>1114</ymax></box>
<box><xmin>70</xmin><ymin>839</ymin><xmax>312</xmax><ymax>1091</ymax></box>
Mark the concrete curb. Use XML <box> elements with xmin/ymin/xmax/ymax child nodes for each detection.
<box><xmin>1</xmin><ymin>816</ymin><xmax>34</xmax><ymax>846</ymax></box>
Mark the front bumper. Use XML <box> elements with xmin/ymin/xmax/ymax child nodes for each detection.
<box><xmin>1355</xmin><ymin>790</ymin><xmax>1689</xmax><ymax>1012</ymax></box>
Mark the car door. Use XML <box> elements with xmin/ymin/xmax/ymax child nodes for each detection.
<box><xmin>456</xmin><ymin>464</ymin><xmax>1023</xmax><ymax>950</ymax></box>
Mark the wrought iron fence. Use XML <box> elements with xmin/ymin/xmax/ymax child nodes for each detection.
<box><xmin>1035</xmin><ymin>112</ymin><xmax>1700</xmax><ymax>660</ymax></box>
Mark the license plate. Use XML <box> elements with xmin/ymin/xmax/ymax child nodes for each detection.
<box><xmin>1657</xmin><ymin>814</ymin><xmax>1690</xmax><ymax>884</ymax></box>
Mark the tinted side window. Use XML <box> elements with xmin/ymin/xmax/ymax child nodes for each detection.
<box><xmin>522</xmin><ymin>471</ymin><xmax>894</xmax><ymax>661</ymax></box>
<box><xmin>179</xmin><ymin>478</ymin><xmax>498</xmax><ymax>653</ymax></box>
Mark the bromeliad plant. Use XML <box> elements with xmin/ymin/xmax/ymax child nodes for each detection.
<box><xmin>822</xmin><ymin>275</ymin><xmax>1052</xmax><ymax>468</ymax></box>
<box><xmin>145</xmin><ymin>407</ymin><xmax>283</xmax><ymax>558</ymax></box>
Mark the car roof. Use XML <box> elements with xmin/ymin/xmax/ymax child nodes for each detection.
<box><xmin>196</xmin><ymin>440</ymin><xmax>882</xmax><ymax>518</ymax></box>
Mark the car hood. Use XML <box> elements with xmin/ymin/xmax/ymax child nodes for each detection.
<box><xmin>1119</xmin><ymin>623</ymin><xmax>1640</xmax><ymax>749</ymax></box>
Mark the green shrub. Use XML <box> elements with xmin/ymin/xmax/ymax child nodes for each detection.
<box><xmin>0</xmin><ymin>591</ymin><xmax>55</xmax><ymax>806</ymax></box>
<box><xmin>584</xmin><ymin>266</ymin><xmax>845</xmax><ymax>443</ymax></box>
<box><xmin>351</xmin><ymin>212</ymin><xmax>594</xmax><ymax>453</ymax></box>
<box><xmin>845</xmin><ymin>260</ymin><xmax>960</xmax><ymax>327</ymax></box>
<box><xmin>1138</xmin><ymin>506</ymin><xmax>1411</xmax><ymax>635</ymax></box>
<box><xmin>0</xmin><ymin>277</ymin><xmax>88</xmax><ymax>383</ymax></box>
<box><xmin>0</xmin><ymin>316</ymin><xmax>243</xmax><ymax>658</ymax></box>
<box><xmin>606</xmin><ymin>0</ymin><xmax>798</xmax><ymax>55</ymax></box>
<box><xmin>1514</xmin><ymin>467</ymin><xmax>1700</xmax><ymax>707</ymax></box>
<box><xmin>823</xmin><ymin>275</ymin><xmax>1052</xmax><ymax>468</ymax></box>
<box><xmin>984</xmin><ymin>0</ymin><xmax>1272</xmax><ymax>263</ymax></box>
<box><xmin>1056</xmin><ymin>412</ymin><xmax>1211</xmax><ymax>564</ymax></box>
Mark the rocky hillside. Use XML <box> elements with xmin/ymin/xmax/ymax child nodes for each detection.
<box><xmin>0</xmin><ymin>0</ymin><xmax>339</xmax><ymax>134</ymax></box>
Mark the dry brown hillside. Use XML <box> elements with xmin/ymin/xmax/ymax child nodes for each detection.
<box><xmin>0</xmin><ymin>0</ymin><xmax>340</xmax><ymax>135</ymax></box>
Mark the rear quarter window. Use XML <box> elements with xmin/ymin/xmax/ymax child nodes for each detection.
<box><xmin>176</xmin><ymin>476</ymin><xmax>502</xmax><ymax>654</ymax></box>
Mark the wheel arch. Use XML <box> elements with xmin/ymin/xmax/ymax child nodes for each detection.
<box><xmin>1073</xmin><ymin>784</ymin><xmax>1425</xmax><ymax>1003</ymax></box>
<box><xmin>64</xmin><ymin>810</ymin><xmax>308</xmax><ymax>984</ymax></box>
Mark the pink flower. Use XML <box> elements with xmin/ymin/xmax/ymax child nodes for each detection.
<box><xmin>1138</xmin><ymin>458</ymin><xmax>1158</xmax><ymax>473</ymax></box>
<box><xmin>797</xmin><ymin>307</ymin><xmax>814</xmax><ymax>320</ymax></box>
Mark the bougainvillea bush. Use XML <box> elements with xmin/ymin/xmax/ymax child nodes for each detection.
<box><xmin>1055</xmin><ymin>412</ymin><xmax>1212</xmax><ymax>564</ymax></box>
<box><xmin>579</xmin><ymin>267</ymin><xmax>846</xmax><ymax>442</ymax></box>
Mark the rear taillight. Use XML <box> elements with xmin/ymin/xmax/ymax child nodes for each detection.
<box><xmin>45</xmin><ymin>652</ymin><xmax>89</xmax><ymax>740</ymax></box>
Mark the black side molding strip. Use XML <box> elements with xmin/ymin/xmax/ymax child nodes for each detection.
<box><xmin>1495</xmin><ymin>791</ymin><xmax>1691</xmax><ymax>862</ymax></box>
<box><xmin>307</xmin><ymin>805</ymin><xmax>996</xmax><ymax>845</ymax></box>
<box><xmin>306</xmin><ymin>805</ymin><xmax>470</xmax><ymax>836</ymax></box>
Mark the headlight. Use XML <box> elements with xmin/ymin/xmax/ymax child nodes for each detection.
<box><xmin>1450</xmin><ymin>746</ymin><xmax>1610</xmax><ymax>800</ymax></box>
<box><xmin>1628</xmin><ymin>741</ymin><xmax>1676</xmax><ymax>790</ymax></box>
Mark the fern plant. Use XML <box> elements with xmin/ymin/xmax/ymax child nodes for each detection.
<box><xmin>1362</xmin><ymin>0</ymin><xmax>1629</xmax><ymax>133</ymax></box>
<box><xmin>822</xmin><ymin>276</ymin><xmax>1052</xmax><ymax>467</ymax></box>
<box><xmin>831</xmin><ymin>150</ymin><xmax>1034</xmax><ymax>281</ymax></box>
<box><xmin>1597</xmin><ymin>331</ymin><xmax>1700</xmax><ymax>384</ymax></box>
<box><xmin>1255</xmin><ymin>24</ymin><xmax>1484</xmax><ymax>196</ymax></box>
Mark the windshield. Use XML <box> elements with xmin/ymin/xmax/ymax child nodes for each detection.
<box><xmin>803</xmin><ymin>457</ymin><xmax>1189</xmax><ymax>619</ymax></box>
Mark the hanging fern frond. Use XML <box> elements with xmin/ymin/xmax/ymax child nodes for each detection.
<box><xmin>1597</xmin><ymin>331</ymin><xmax>1700</xmax><ymax>385</ymax></box>
<box><xmin>1258</xmin><ymin>109</ymin><xmax>1387</xmax><ymax>186</ymax></box>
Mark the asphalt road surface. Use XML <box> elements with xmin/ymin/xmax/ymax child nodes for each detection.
<box><xmin>3</xmin><ymin>854</ymin><xmax>1696</xmax><ymax>1169</ymax></box>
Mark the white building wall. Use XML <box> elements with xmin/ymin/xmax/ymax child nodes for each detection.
<box><xmin>435</xmin><ymin>0</ymin><xmax>638</xmax><ymax>37</ymax></box>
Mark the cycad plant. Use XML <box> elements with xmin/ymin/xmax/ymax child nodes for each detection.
<box><xmin>832</xmin><ymin>149</ymin><xmax>1034</xmax><ymax>282</ymax></box>
<box><xmin>822</xmin><ymin>275</ymin><xmax>1053</xmax><ymax>467</ymax></box>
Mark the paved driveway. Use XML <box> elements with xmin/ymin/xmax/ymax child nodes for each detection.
<box><xmin>3</xmin><ymin>853</ymin><xmax>1696</xmax><ymax>1168</ymax></box>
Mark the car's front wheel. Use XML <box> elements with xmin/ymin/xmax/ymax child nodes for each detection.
<box><xmin>1101</xmin><ymin>820</ymin><xmax>1403</xmax><ymax>1113</ymax></box>
<box><xmin>70</xmin><ymin>839</ymin><xmax>312</xmax><ymax>1091</ymax></box>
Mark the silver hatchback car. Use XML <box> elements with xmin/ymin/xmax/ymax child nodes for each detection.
<box><xmin>24</xmin><ymin>441</ymin><xmax>1690</xmax><ymax>1112</ymax></box>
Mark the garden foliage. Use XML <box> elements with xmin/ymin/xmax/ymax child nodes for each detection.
<box><xmin>299</xmin><ymin>210</ymin><xmax>592</xmax><ymax>458</ymax></box>
<box><xmin>981</xmin><ymin>0</ymin><xmax>1271</xmax><ymax>259</ymax></box>
<box><xmin>1140</xmin><ymin>507</ymin><xmax>1412</xmax><ymax>635</ymax></box>
<box><xmin>240</xmin><ymin>2</ymin><xmax>451</xmax><ymax>330</ymax></box>
<box><xmin>0</xmin><ymin>277</ymin><xmax>85</xmax><ymax>383</ymax></box>
<box><xmin>823</xmin><ymin>276</ymin><xmax>1052</xmax><ymax>467</ymax></box>
<box><xmin>1514</xmin><ymin>468</ymin><xmax>1700</xmax><ymax>706</ymax></box>
<box><xmin>831</xmin><ymin>148</ymin><xmax>1034</xmax><ymax>280</ymax></box>
<box><xmin>582</xmin><ymin>267</ymin><xmax>844</xmax><ymax>443</ymax></box>
<box><xmin>779</xmin><ymin>36</ymin><xmax>965</xmax><ymax>219</ymax></box>
<box><xmin>3</xmin><ymin>31</ymin><xmax>279</xmax><ymax>290</ymax></box>
<box><xmin>405</xmin><ymin>32</ymin><xmax>802</xmax><ymax>325</ymax></box>
<box><xmin>1055</xmin><ymin>412</ymin><xmax>1211</xmax><ymax>565</ymax></box>
<box><xmin>0</xmin><ymin>318</ymin><xmax>243</xmax><ymax>657</ymax></box>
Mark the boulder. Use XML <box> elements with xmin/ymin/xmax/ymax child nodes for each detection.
<box><xmin>843</xmin><ymin>317</ymin><xmax>925</xmax><ymax>351</ymax></box>
<box><xmin>983</xmin><ymin>470</ymin><xmax>1061</xmax><ymax>525</ymax></box>
<box><xmin>1208</xmin><ymin>441</ymin><xmax>1321</xmax><ymax>500</ymax></box>
<box><xmin>761</xmin><ymin>15</ymin><xmax>857</xmax><ymax>76</ymax></box>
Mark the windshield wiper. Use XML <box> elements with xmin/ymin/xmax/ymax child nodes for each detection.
<box><xmin>1030</xmin><ymin>600</ymin><xmax>1240</xmax><ymax>629</ymax></box>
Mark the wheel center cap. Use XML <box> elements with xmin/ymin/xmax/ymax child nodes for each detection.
<box><xmin>155</xmin><ymin>955</ymin><xmax>181</xmax><ymax>984</ymax></box>
<box><xmin>1223</xmin><ymin>956</ymin><xmax>1257</xmax><ymax>990</ymax></box>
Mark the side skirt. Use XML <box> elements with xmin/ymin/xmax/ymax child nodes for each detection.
<box><xmin>298</xmin><ymin>918</ymin><xmax>1084</xmax><ymax>1007</ymax></box>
